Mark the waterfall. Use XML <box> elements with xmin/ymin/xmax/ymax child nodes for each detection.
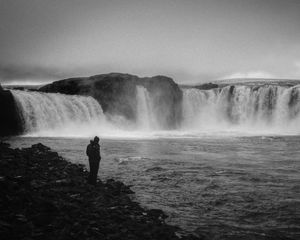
<box><xmin>136</xmin><ymin>86</ymin><xmax>158</xmax><ymax>130</ymax></box>
<box><xmin>182</xmin><ymin>85</ymin><xmax>300</xmax><ymax>134</ymax></box>
<box><xmin>9</xmin><ymin>84</ymin><xmax>300</xmax><ymax>137</ymax></box>
<box><xmin>11</xmin><ymin>90</ymin><xmax>109</xmax><ymax>137</ymax></box>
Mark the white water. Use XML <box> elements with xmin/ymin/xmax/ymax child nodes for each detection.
<box><xmin>136</xmin><ymin>86</ymin><xmax>159</xmax><ymax>130</ymax></box>
<box><xmin>182</xmin><ymin>85</ymin><xmax>300</xmax><ymax>135</ymax></box>
<box><xmin>11</xmin><ymin>84</ymin><xmax>300</xmax><ymax>137</ymax></box>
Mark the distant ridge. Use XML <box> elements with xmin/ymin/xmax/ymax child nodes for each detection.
<box><xmin>180</xmin><ymin>78</ymin><xmax>300</xmax><ymax>90</ymax></box>
<box><xmin>214</xmin><ymin>78</ymin><xmax>300</xmax><ymax>85</ymax></box>
<box><xmin>3</xmin><ymin>76</ymin><xmax>300</xmax><ymax>89</ymax></box>
<box><xmin>2</xmin><ymin>84</ymin><xmax>45</xmax><ymax>91</ymax></box>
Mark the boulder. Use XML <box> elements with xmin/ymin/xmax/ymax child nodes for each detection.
<box><xmin>0</xmin><ymin>84</ymin><xmax>23</xmax><ymax>136</ymax></box>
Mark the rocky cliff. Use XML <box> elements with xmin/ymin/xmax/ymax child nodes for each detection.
<box><xmin>138</xmin><ymin>75</ymin><xmax>182</xmax><ymax>128</ymax></box>
<box><xmin>40</xmin><ymin>73</ymin><xmax>183</xmax><ymax>128</ymax></box>
<box><xmin>0</xmin><ymin>84</ymin><xmax>23</xmax><ymax>136</ymax></box>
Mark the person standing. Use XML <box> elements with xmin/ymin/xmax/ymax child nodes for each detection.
<box><xmin>86</xmin><ymin>136</ymin><xmax>101</xmax><ymax>185</ymax></box>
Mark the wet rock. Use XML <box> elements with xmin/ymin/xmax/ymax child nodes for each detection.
<box><xmin>31</xmin><ymin>143</ymin><xmax>51</xmax><ymax>152</ymax></box>
<box><xmin>0</xmin><ymin>142</ymin><xmax>10</xmax><ymax>148</ymax></box>
<box><xmin>0</xmin><ymin>85</ymin><xmax>24</xmax><ymax>137</ymax></box>
<box><xmin>147</xmin><ymin>209</ymin><xmax>168</xmax><ymax>221</ymax></box>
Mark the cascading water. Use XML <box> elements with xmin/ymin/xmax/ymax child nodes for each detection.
<box><xmin>182</xmin><ymin>85</ymin><xmax>300</xmax><ymax>134</ymax></box>
<box><xmin>9</xmin><ymin>84</ymin><xmax>300</xmax><ymax>137</ymax></box>
<box><xmin>136</xmin><ymin>86</ymin><xmax>158</xmax><ymax>130</ymax></box>
<box><xmin>11</xmin><ymin>90</ymin><xmax>110</xmax><ymax>137</ymax></box>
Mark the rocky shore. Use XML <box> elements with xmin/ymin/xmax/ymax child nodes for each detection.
<box><xmin>0</xmin><ymin>142</ymin><xmax>200</xmax><ymax>240</ymax></box>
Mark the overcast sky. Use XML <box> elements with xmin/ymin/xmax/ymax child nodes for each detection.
<box><xmin>1</xmin><ymin>0</ymin><xmax>300</xmax><ymax>84</ymax></box>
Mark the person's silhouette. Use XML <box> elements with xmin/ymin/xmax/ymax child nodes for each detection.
<box><xmin>86</xmin><ymin>136</ymin><xmax>101</xmax><ymax>185</ymax></box>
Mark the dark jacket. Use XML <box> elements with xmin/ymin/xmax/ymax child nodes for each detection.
<box><xmin>86</xmin><ymin>142</ymin><xmax>101</xmax><ymax>161</ymax></box>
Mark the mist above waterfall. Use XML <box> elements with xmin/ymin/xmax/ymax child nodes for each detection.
<box><xmin>10</xmin><ymin>83</ymin><xmax>300</xmax><ymax>138</ymax></box>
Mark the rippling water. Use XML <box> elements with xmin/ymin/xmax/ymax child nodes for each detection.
<box><xmin>7</xmin><ymin>136</ymin><xmax>300</xmax><ymax>239</ymax></box>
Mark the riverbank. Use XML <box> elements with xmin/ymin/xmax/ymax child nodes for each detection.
<box><xmin>0</xmin><ymin>142</ymin><xmax>200</xmax><ymax>240</ymax></box>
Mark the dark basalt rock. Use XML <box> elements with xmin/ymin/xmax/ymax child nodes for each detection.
<box><xmin>138</xmin><ymin>75</ymin><xmax>183</xmax><ymax>129</ymax></box>
<box><xmin>92</xmin><ymin>73</ymin><xmax>139</xmax><ymax>120</ymax></box>
<box><xmin>0</xmin><ymin>84</ymin><xmax>23</xmax><ymax>136</ymax></box>
<box><xmin>0</xmin><ymin>142</ymin><xmax>200</xmax><ymax>240</ymax></box>
<box><xmin>39</xmin><ymin>73</ymin><xmax>183</xmax><ymax>128</ymax></box>
<box><xmin>195</xmin><ymin>82</ymin><xmax>218</xmax><ymax>90</ymax></box>
<box><xmin>40</xmin><ymin>77</ymin><xmax>89</xmax><ymax>95</ymax></box>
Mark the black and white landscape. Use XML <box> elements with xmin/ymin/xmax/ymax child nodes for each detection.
<box><xmin>1</xmin><ymin>74</ymin><xmax>300</xmax><ymax>137</ymax></box>
<box><xmin>1</xmin><ymin>1</ymin><xmax>300</xmax><ymax>239</ymax></box>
